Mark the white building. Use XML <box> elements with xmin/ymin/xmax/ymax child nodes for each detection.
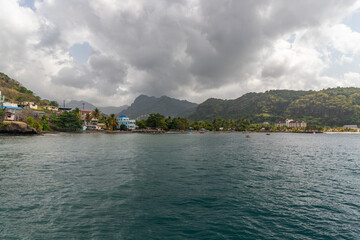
<box><xmin>2</xmin><ymin>106</ymin><xmax>22</xmax><ymax>121</ymax></box>
<box><xmin>2</xmin><ymin>102</ymin><xmax>19</xmax><ymax>108</ymax></box>
<box><xmin>19</xmin><ymin>101</ymin><xmax>38</xmax><ymax>109</ymax></box>
<box><xmin>117</xmin><ymin>115</ymin><xmax>136</xmax><ymax>130</ymax></box>
<box><xmin>275</xmin><ymin>119</ymin><xmax>307</xmax><ymax>128</ymax></box>
<box><xmin>343</xmin><ymin>125</ymin><xmax>360</xmax><ymax>131</ymax></box>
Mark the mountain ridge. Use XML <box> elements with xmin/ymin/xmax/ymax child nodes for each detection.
<box><xmin>66</xmin><ymin>100</ymin><xmax>128</xmax><ymax>115</ymax></box>
<box><xmin>118</xmin><ymin>95</ymin><xmax>198</xmax><ymax>119</ymax></box>
<box><xmin>189</xmin><ymin>88</ymin><xmax>360</xmax><ymax>126</ymax></box>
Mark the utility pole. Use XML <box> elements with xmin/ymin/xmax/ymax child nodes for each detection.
<box><xmin>82</xmin><ymin>103</ymin><xmax>85</xmax><ymax>110</ymax></box>
<box><xmin>63</xmin><ymin>100</ymin><xmax>65</xmax><ymax>108</ymax></box>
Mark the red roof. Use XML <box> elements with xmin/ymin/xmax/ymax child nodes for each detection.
<box><xmin>80</xmin><ymin>110</ymin><xmax>92</xmax><ymax>114</ymax></box>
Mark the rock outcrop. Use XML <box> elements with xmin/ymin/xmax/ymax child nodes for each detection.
<box><xmin>0</xmin><ymin>121</ymin><xmax>38</xmax><ymax>134</ymax></box>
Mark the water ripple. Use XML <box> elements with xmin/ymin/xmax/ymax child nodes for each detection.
<box><xmin>1</xmin><ymin>133</ymin><xmax>360</xmax><ymax>239</ymax></box>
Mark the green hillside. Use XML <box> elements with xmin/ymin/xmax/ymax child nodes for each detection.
<box><xmin>190</xmin><ymin>88</ymin><xmax>360</xmax><ymax>126</ymax></box>
<box><xmin>190</xmin><ymin>90</ymin><xmax>310</xmax><ymax>122</ymax></box>
<box><xmin>286</xmin><ymin>87</ymin><xmax>360</xmax><ymax>126</ymax></box>
<box><xmin>0</xmin><ymin>72</ymin><xmax>49</xmax><ymax>105</ymax></box>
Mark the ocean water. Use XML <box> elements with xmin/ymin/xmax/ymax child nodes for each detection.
<box><xmin>0</xmin><ymin>133</ymin><xmax>359</xmax><ymax>239</ymax></box>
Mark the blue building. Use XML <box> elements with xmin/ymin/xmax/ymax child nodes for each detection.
<box><xmin>117</xmin><ymin>115</ymin><xmax>136</xmax><ymax>130</ymax></box>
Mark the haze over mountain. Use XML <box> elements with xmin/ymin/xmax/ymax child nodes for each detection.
<box><xmin>119</xmin><ymin>95</ymin><xmax>198</xmax><ymax>120</ymax></box>
<box><xmin>66</xmin><ymin>100</ymin><xmax>128</xmax><ymax>115</ymax></box>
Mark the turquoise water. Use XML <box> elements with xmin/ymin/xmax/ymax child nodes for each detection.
<box><xmin>0</xmin><ymin>133</ymin><xmax>359</xmax><ymax>239</ymax></box>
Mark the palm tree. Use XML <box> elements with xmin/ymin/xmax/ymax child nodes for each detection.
<box><xmin>92</xmin><ymin>108</ymin><xmax>101</xmax><ymax>121</ymax></box>
<box><xmin>85</xmin><ymin>113</ymin><xmax>91</xmax><ymax>124</ymax></box>
<box><xmin>106</xmin><ymin>114</ymin><xmax>119</xmax><ymax>130</ymax></box>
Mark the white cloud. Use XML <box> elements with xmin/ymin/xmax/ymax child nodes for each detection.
<box><xmin>0</xmin><ymin>0</ymin><xmax>360</xmax><ymax>106</ymax></box>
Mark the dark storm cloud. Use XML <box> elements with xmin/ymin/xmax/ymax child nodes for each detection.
<box><xmin>17</xmin><ymin>0</ymin><xmax>360</xmax><ymax>103</ymax></box>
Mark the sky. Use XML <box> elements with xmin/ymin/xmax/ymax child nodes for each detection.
<box><xmin>1</xmin><ymin>0</ymin><xmax>360</xmax><ymax>106</ymax></box>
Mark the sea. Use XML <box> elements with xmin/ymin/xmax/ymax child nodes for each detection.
<box><xmin>0</xmin><ymin>132</ymin><xmax>359</xmax><ymax>239</ymax></box>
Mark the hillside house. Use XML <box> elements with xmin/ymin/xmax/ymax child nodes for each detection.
<box><xmin>2</xmin><ymin>102</ymin><xmax>19</xmax><ymax>108</ymax></box>
<box><xmin>44</xmin><ymin>106</ymin><xmax>59</xmax><ymax>112</ymax></box>
<box><xmin>32</xmin><ymin>111</ymin><xmax>45</xmax><ymax>118</ymax></box>
<box><xmin>19</xmin><ymin>101</ymin><xmax>38</xmax><ymax>109</ymax></box>
<box><xmin>2</xmin><ymin>106</ymin><xmax>22</xmax><ymax>121</ymax></box>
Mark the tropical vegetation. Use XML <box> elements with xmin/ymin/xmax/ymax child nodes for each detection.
<box><xmin>0</xmin><ymin>72</ymin><xmax>53</xmax><ymax>105</ymax></box>
<box><xmin>105</xmin><ymin>114</ymin><xmax>119</xmax><ymax>130</ymax></box>
<box><xmin>190</xmin><ymin>87</ymin><xmax>360</xmax><ymax>126</ymax></box>
<box><xmin>51</xmin><ymin>110</ymin><xmax>83</xmax><ymax>131</ymax></box>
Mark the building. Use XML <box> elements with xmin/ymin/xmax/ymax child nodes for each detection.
<box><xmin>32</xmin><ymin>111</ymin><xmax>45</xmax><ymax>118</ymax></box>
<box><xmin>44</xmin><ymin>106</ymin><xmax>59</xmax><ymax>112</ymax></box>
<box><xmin>2</xmin><ymin>106</ymin><xmax>22</xmax><ymax>121</ymax></box>
<box><xmin>343</xmin><ymin>125</ymin><xmax>360</xmax><ymax>131</ymax></box>
<box><xmin>117</xmin><ymin>115</ymin><xmax>136</xmax><ymax>130</ymax></box>
<box><xmin>80</xmin><ymin>110</ymin><xmax>100</xmax><ymax>125</ymax></box>
<box><xmin>19</xmin><ymin>101</ymin><xmax>38</xmax><ymax>109</ymax></box>
<box><xmin>58</xmin><ymin>107</ymin><xmax>72</xmax><ymax>112</ymax></box>
<box><xmin>2</xmin><ymin>102</ymin><xmax>19</xmax><ymax>108</ymax></box>
<box><xmin>85</xmin><ymin>125</ymin><xmax>102</xmax><ymax>130</ymax></box>
<box><xmin>275</xmin><ymin>119</ymin><xmax>307</xmax><ymax>128</ymax></box>
<box><xmin>80</xmin><ymin>110</ymin><xmax>93</xmax><ymax>121</ymax></box>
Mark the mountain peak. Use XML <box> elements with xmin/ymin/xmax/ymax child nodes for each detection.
<box><xmin>119</xmin><ymin>94</ymin><xmax>198</xmax><ymax>119</ymax></box>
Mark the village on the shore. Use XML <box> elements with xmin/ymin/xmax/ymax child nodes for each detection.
<box><xmin>0</xmin><ymin>90</ymin><xmax>137</xmax><ymax>132</ymax></box>
<box><xmin>1</xmin><ymin>90</ymin><xmax>360</xmax><ymax>134</ymax></box>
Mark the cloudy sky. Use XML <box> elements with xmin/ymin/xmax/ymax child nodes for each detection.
<box><xmin>1</xmin><ymin>0</ymin><xmax>360</xmax><ymax>106</ymax></box>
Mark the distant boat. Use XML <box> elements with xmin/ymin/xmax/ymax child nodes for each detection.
<box><xmin>266</xmin><ymin>133</ymin><xmax>270</xmax><ymax>135</ymax></box>
<box><xmin>246</xmin><ymin>135</ymin><xmax>251</xmax><ymax>138</ymax></box>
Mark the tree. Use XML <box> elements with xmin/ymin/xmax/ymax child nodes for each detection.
<box><xmin>165</xmin><ymin>116</ymin><xmax>174</xmax><ymax>129</ymax></box>
<box><xmin>106</xmin><ymin>114</ymin><xmax>119</xmax><ymax>130</ymax></box>
<box><xmin>51</xmin><ymin>110</ymin><xmax>82</xmax><ymax>131</ymax></box>
<box><xmin>136</xmin><ymin>120</ymin><xmax>146</xmax><ymax>129</ymax></box>
<box><xmin>41</xmin><ymin>115</ymin><xmax>51</xmax><ymax>131</ymax></box>
<box><xmin>49</xmin><ymin>100</ymin><xmax>59</xmax><ymax>107</ymax></box>
<box><xmin>172</xmin><ymin>117</ymin><xmax>189</xmax><ymax>130</ymax></box>
<box><xmin>73</xmin><ymin>107</ymin><xmax>81</xmax><ymax>120</ymax></box>
<box><xmin>146</xmin><ymin>113</ymin><xmax>167</xmax><ymax>129</ymax></box>
<box><xmin>92</xmin><ymin>108</ymin><xmax>102</xmax><ymax>121</ymax></box>
<box><xmin>212</xmin><ymin>118</ymin><xmax>225</xmax><ymax>130</ymax></box>
<box><xmin>85</xmin><ymin>113</ymin><xmax>91</xmax><ymax>124</ymax></box>
<box><xmin>26</xmin><ymin>117</ymin><xmax>35</xmax><ymax>128</ymax></box>
<box><xmin>120</xmin><ymin>124</ymin><xmax>127</xmax><ymax>131</ymax></box>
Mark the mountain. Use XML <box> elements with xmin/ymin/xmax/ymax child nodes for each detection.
<box><xmin>66</xmin><ymin>100</ymin><xmax>128</xmax><ymax>115</ymax></box>
<box><xmin>0</xmin><ymin>72</ymin><xmax>49</xmax><ymax>105</ymax></box>
<box><xmin>190</xmin><ymin>90</ymin><xmax>310</xmax><ymax>121</ymax></box>
<box><xmin>98</xmin><ymin>105</ymin><xmax>128</xmax><ymax>115</ymax></box>
<box><xmin>119</xmin><ymin>95</ymin><xmax>198</xmax><ymax>119</ymax></box>
<box><xmin>190</xmin><ymin>88</ymin><xmax>360</xmax><ymax>126</ymax></box>
<box><xmin>66</xmin><ymin>100</ymin><xmax>97</xmax><ymax>110</ymax></box>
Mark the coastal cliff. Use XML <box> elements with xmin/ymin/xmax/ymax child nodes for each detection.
<box><xmin>0</xmin><ymin>121</ymin><xmax>38</xmax><ymax>134</ymax></box>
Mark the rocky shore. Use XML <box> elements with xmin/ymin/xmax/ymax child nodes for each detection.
<box><xmin>0</xmin><ymin>121</ymin><xmax>38</xmax><ymax>134</ymax></box>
